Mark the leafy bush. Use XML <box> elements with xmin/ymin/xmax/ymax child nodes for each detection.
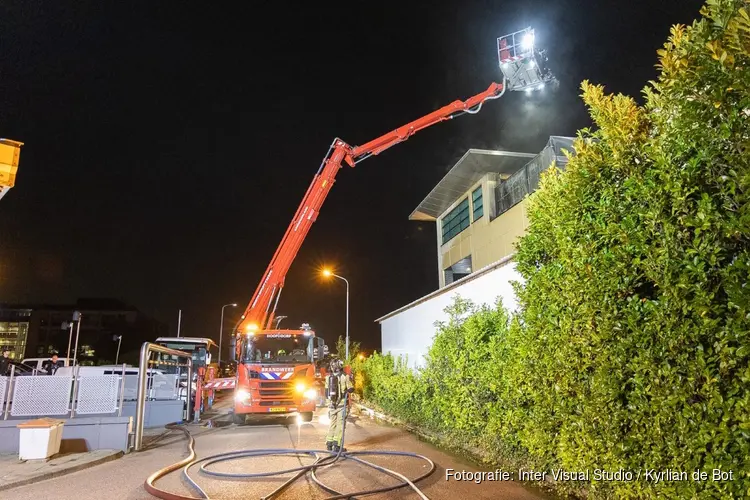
<box><xmin>334</xmin><ymin>335</ymin><xmax>361</xmax><ymax>366</ymax></box>
<box><xmin>512</xmin><ymin>1</ymin><xmax>749</xmax><ymax>497</ymax></box>
<box><xmin>360</xmin><ymin>351</ymin><xmax>431</xmax><ymax>426</ymax></box>
<box><xmin>422</xmin><ymin>298</ymin><xmax>511</xmax><ymax>439</ymax></box>
<box><xmin>361</xmin><ymin>1</ymin><xmax>750</xmax><ymax>498</ymax></box>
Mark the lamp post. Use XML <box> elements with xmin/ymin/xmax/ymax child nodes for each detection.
<box><xmin>63</xmin><ymin>321</ymin><xmax>74</xmax><ymax>360</ymax></box>
<box><xmin>274</xmin><ymin>315</ymin><xmax>288</xmax><ymax>329</ymax></box>
<box><xmin>114</xmin><ymin>335</ymin><xmax>122</xmax><ymax>365</ymax></box>
<box><xmin>218</xmin><ymin>303</ymin><xmax>237</xmax><ymax>366</ymax></box>
<box><xmin>321</xmin><ymin>269</ymin><xmax>350</xmax><ymax>362</ymax></box>
<box><xmin>72</xmin><ymin>311</ymin><xmax>82</xmax><ymax>367</ymax></box>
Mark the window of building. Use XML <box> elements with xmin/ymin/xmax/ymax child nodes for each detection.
<box><xmin>441</xmin><ymin>198</ymin><xmax>470</xmax><ymax>244</ymax></box>
<box><xmin>0</xmin><ymin>320</ymin><xmax>28</xmax><ymax>359</ymax></box>
<box><xmin>444</xmin><ymin>255</ymin><xmax>473</xmax><ymax>285</ymax></box>
<box><xmin>472</xmin><ymin>186</ymin><xmax>483</xmax><ymax>222</ymax></box>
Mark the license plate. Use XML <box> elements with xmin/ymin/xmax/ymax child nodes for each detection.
<box><xmin>268</xmin><ymin>407</ymin><xmax>287</xmax><ymax>413</ymax></box>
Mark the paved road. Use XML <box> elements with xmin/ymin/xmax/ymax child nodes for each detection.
<box><xmin>2</xmin><ymin>398</ymin><xmax>554</xmax><ymax>500</ymax></box>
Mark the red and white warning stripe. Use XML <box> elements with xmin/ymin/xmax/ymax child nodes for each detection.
<box><xmin>260</xmin><ymin>371</ymin><xmax>294</xmax><ymax>380</ymax></box>
<box><xmin>203</xmin><ymin>378</ymin><xmax>235</xmax><ymax>390</ymax></box>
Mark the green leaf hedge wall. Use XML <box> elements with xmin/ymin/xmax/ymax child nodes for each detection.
<box><xmin>359</xmin><ymin>1</ymin><xmax>750</xmax><ymax>498</ymax></box>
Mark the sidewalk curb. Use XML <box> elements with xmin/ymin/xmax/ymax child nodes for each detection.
<box><xmin>2</xmin><ymin>451</ymin><xmax>124</xmax><ymax>491</ymax></box>
<box><xmin>353</xmin><ymin>402</ymin><xmax>437</xmax><ymax>442</ymax></box>
<box><xmin>353</xmin><ymin>400</ymin><xmax>583</xmax><ymax>499</ymax></box>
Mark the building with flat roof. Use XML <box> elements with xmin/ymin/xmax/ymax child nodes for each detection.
<box><xmin>378</xmin><ymin>136</ymin><xmax>574</xmax><ymax>367</ymax></box>
<box><xmin>0</xmin><ymin>298</ymin><xmax>167</xmax><ymax>363</ymax></box>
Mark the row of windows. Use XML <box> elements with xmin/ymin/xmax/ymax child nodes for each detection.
<box><xmin>472</xmin><ymin>186</ymin><xmax>484</xmax><ymax>221</ymax></box>
<box><xmin>441</xmin><ymin>186</ymin><xmax>484</xmax><ymax>244</ymax></box>
<box><xmin>441</xmin><ymin>198</ymin><xmax>470</xmax><ymax>243</ymax></box>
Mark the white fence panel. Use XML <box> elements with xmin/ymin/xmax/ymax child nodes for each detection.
<box><xmin>12</xmin><ymin>376</ymin><xmax>72</xmax><ymax>416</ymax></box>
<box><xmin>121</xmin><ymin>375</ymin><xmax>139</xmax><ymax>401</ymax></box>
<box><xmin>76</xmin><ymin>375</ymin><xmax>119</xmax><ymax>414</ymax></box>
<box><xmin>118</xmin><ymin>374</ymin><xmax>180</xmax><ymax>401</ymax></box>
<box><xmin>0</xmin><ymin>376</ymin><xmax>7</xmax><ymax>410</ymax></box>
<box><xmin>151</xmin><ymin>374</ymin><xmax>178</xmax><ymax>400</ymax></box>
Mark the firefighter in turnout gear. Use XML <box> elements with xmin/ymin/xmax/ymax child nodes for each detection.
<box><xmin>325</xmin><ymin>358</ymin><xmax>353</xmax><ymax>452</ymax></box>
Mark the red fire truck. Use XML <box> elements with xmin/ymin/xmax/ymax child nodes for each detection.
<box><xmin>232</xmin><ymin>323</ymin><xmax>325</xmax><ymax>423</ymax></box>
<box><xmin>215</xmin><ymin>27</ymin><xmax>554</xmax><ymax>424</ymax></box>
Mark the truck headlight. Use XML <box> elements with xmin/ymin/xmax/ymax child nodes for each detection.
<box><xmin>303</xmin><ymin>388</ymin><xmax>317</xmax><ymax>400</ymax></box>
<box><xmin>235</xmin><ymin>389</ymin><xmax>251</xmax><ymax>403</ymax></box>
<box><xmin>295</xmin><ymin>382</ymin><xmax>306</xmax><ymax>394</ymax></box>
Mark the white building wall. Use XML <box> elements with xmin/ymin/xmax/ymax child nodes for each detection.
<box><xmin>379</xmin><ymin>256</ymin><xmax>522</xmax><ymax>369</ymax></box>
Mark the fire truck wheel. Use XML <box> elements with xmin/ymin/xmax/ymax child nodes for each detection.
<box><xmin>300</xmin><ymin>411</ymin><xmax>313</xmax><ymax>423</ymax></box>
<box><xmin>233</xmin><ymin>412</ymin><xmax>246</xmax><ymax>425</ymax></box>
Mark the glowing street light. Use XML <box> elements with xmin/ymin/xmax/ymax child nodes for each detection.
<box><xmin>320</xmin><ymin>267</ymin><xmax>350</xmax><ymax>361</ymax></box>
<box><xmin>218</xmin><ymin>303</ymin><xmax>237</xmax><ymax>365</ymax></box>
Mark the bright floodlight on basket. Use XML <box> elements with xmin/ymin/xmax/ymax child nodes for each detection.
<box><xmin>498</xmin><ymin>27</ymin><xmax>556</xmax><ymax>92</ymax></box>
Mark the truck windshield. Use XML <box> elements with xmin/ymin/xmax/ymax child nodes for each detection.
<box><xmin>156</xmin><ymin>343</ymin><xmax>209</xmax><ymax>372</ymax></box>
<box><xmin>241</xmin><ymin>334</ymin><xmax>312</xmax><ymax>364</ymax></box>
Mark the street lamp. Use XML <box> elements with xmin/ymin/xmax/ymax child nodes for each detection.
<box><xmin>113</xmin><ymin>335</ymin><xmax>122</xmax><ymax>365</ymax></box>
<box><xmin>218</xmin><ymin>303</ymin><xmax>237</xmax><ymax>366</ymax></box>
<box><xmin>274</xmin><ymin>315</ymin><xmax>288</xmax><ymax>329</ymax></box>
<box><xmin>72</xmin><ymin>311</ymin><xmax>82</xmax><ymax>367</ymax></box>
<box><xmin>62</xmin><ymin>321</ymin><xmax>74</xmax><ymax>360</ymax></box>
<box><xmin>321</xmin><ymin>268</ymin><xmax>350</xmax><ymax>362</ymax></box>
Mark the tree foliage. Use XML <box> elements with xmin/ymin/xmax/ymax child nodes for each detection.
<box><xmin>361</xmin><ymin>1</ymin><xmax>750</xmax><ymax>498</ymax></box>
<box><xmin>334</xmin><ymin>334</ymin><xmax>361</xmax><ymax>366</ymax></box>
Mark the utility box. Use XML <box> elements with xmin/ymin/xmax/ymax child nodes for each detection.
<box><xmin>17</xmin><ymin>418</ymin><xmax>65</xmax><ymax>460</ymax></box>
<box><xmin>0</xmin><ymin>138</ymin><xmax>23</xmax><ymax>201</ymax></box>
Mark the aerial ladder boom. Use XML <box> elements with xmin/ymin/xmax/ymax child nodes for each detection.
<box><xmin>236</xmin><ymin>83</ymin><xmax>507</xmax><ymax>336</ymax></box>
<box><xmin>234</xmin><ymin>27</ymin><xmax>555</xmax><ymax>346</ymax></box>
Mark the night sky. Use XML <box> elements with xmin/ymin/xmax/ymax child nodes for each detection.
<box><xmin>0</xmin><ymin>0</ymin><xmax>704</xmax><ymax>353</ymax></box>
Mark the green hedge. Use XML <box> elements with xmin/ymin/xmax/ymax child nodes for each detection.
<box><xmin>360</xmin><ymin>1</ymin><xmax>750</xmax><ymax>498</ymax></box>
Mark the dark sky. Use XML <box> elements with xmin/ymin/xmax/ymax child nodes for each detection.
<box><xmin>0</xmin><ymin>0</ymin><xmax>704</xmax><ymax>352</ymax></box>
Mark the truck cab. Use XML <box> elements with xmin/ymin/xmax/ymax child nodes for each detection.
<box><xmin>233</xmin><ymin>324</ymin><xmax>326</xmax><ymax>424</ymax></box>
<box><xmin>154</xmin><ymin>337</ymin><xmax>218</xmax><ymax>408</ymax></box>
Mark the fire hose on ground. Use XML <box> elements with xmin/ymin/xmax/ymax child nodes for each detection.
<box><xmin>144</xmin><ymin>394</ymin><xmax>436</xmax><ymax>500</ymax></box>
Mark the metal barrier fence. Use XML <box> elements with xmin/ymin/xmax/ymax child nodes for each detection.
<box><xmin>120</xmin><ymin>373</ymin><xmax>180</xmax><ymax>401</ymax></box>
<box><xmin>134</xmin><ymin>342</ymin><xmax>193</xmax><ymax>451</ymax></box>
<box><xmin>11</xmin><ymin>376</ymin><xmax>72</xmax><ymax>417</ymax></box>
<box><xmin>0</xmin><ymin>375</ymin><xmax>8</xmax><ymax>419</ymax></box>
<box><xmin>0</xmin><ymin>364</ymin><xmax>182</xmax><ymax>420</ymax></box>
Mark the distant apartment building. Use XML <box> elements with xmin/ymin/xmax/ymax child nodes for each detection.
<box><xmin>0</xmin><ymin>307</ymin><xmax>32</xmax><ymax>359</ymax></box>
<box><xmin>377</xmin><ymin>136</ymin><xmax>574</xmax><ymax>368</ymax></box>
<box><xmin>0</xmin><ymin>298</ymin><xmax>167</xmax><ymax>363</ymax></box>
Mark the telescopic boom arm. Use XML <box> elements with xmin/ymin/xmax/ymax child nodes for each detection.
<box><xmin>235</xmin><ymin>81</ymin><xmax>508</xmax><ymax>336</ymax></box>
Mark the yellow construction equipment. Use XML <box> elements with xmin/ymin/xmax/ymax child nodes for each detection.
<box><xmin>0</xmin><ymin>138</ymin><xmax>23</xmax><ymax>201</ymax></box>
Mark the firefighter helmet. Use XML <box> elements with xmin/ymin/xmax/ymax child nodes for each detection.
<box><xmin>329</xmin><ymin>358</ymin><xmax>344</xmax><ymax>374</ymax></box>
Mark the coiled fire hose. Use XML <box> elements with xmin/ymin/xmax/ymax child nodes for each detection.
<box><xmin>144</xmin><ymin>394</ymin><xmax>435</xmax><ymax>500</ymax></box>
